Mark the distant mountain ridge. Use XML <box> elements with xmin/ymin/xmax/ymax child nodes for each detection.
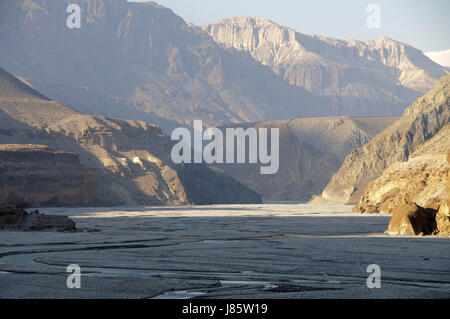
<box><xmin>0</xmin><ymin>0</ymin><xmax>329</xmax><ymax>131</ymax></box>
<box><xmin>204</xmin><ymin>17</ymin><xmax>448</xmax><ymax>116</ymax></box>
<box><xmin>1</xmin><ymin>1</ymin><xmax>446</xmax><ymax>132</ymax></box>
<box><xmin>215</xmin><ymin>116</ymin><xmax>397</xmax><ymax>201</ymax></box>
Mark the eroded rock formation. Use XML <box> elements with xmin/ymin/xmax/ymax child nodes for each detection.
<box><xmin>204</xmin><ymin>17</ymin><xmax>448</xmax><ymax>117</ymax></box>
<box><xmin>0</xmin><ymin>207</ymin><xmax>76</xmax><ymax>232</ymax></box>
<box><xmin>311</xmin><ymin>74</ymin><xmax>450</xmax><ymax>205</ymax></box>
<box><xmin>355</xmin><ymin>124</ymin><xmax>450</xmax><ymax>214</ymax></box>
<box><xmin>385</xmin><ymin>202</ymin><xmax>436</xmax><ymax>236</ymax></box>
<box><xmin>434</xmin><ymin>151</ymin><xmax>450</xmax><ymax>236</ymax></box>
<box><xmin>0</xmin><ymin>67</ymin><xmax>261</xmax><ymax>206</ymax></box>
<box><xmin>0</xmin><ymin>144</ymin><xmax>97</xmax><ymax>207</ymax></box>
<box><xmin>382</xmin><ymin>151</ymin><xmax>450</xmax><ymax>237</ymax></box>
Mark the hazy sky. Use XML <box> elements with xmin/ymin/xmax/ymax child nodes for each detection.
<box><xmin>130</xmin><ymin>0</ymin><xmax>449</xmax><ymax>52</ymax></box>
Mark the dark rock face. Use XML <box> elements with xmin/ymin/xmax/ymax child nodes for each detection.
<box><xmin>19</xmin><ymin>214</ymin><xmax>76</xmax><ymax>232</ymax></box>
<box><xmin>0</xmin><ymin>144</ymin><xmax>98</xmax><ymax>207</ymax></box>
<box><xmin>177</xmin><ymin>164</ymin><xmax>262</xmax><ymax>205</ymax></box>
<box><xmin>385</xmin><ymin>202</ymin><xmax>437</xmax><ymax>236</ymax></box>
<box><xmin>1</xmin><ymin>208</ymin><xmax>76</xmax><ymax>232</ymax></box>
<box><xmin>0</xmin><ymin>207</ymin><xmax>25</xmax><ymax>229</ymax></box>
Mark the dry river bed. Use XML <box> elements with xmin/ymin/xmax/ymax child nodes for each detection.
<box><xmin>0</xmin><ymin>204</ymin><xmax>449</xmax><ymax>299</ymax></box>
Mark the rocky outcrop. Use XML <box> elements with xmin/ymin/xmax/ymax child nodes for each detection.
<box><xmin>436</xmin><ymin>199</ymin><xmax>450</xmax><ymax>236</ymax></box>
<box><xmin>384</xmin><ymin>150</ymin><xmax>450</xmax><ymax>237</ymax></box>
<box><xmin>311</xmin><ymin>74</ymin><xmax>450</xmax><ymax>205</ymax></box>
<box><xmin>19</xmin><ymin>213</ymin><xmax>76</xmax><ymax>232</ymax></box>
<box><xmin>434</xmin><ymin>151</ymin><xmax>450</xmax><ymax>236</ymax></box>
<box><xmin>385</xmin><ymin>202</ymin><xmax>437</xmax><ymax>236</ymax></box>
<box><xmin>355</xmin><ymin>124</ymin><xmax>450</xmax><ymax>214</ymax></box>
<box><xmin>215</xmin><ymin>116</ymin><xmax>396</xmax><ymax>201</ymax></box>
<box><xmin>0</xmin><ymin>144</ymin><xmax>97</xmax><ymax>207</ymax></box>
<box><xmin>204</xmin><ymin>17</ymin><xmax>448</xmax><ymax>117</ymax></box>
<box><xmin>0</xmin><ymin>67</ymin><xmax>261</xmax><ymax>206</ymax></box>
<box><xmin>0</xmin><ymin>207</ymin><xmax>24</xmax><ymax>229</ymax></box>
<box><xmin>1</xmin><ymin>207</ymin><xmax>76</xmax><ymax>232</ymax></box>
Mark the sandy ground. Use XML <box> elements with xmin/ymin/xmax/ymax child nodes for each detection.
<box><xmin>0</xmin><ymin>204</ymin><xmax>449</xmax><ymax>299</ymax></box>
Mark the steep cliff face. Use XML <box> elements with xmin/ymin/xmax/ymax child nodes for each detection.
<box><xmin>0</xmin><ymin>67</ymin><xmax>261</xmax><ymax>206</ymax></box>
<box><xmin>204</xmin><ymin>17</ymin><xmax>448</xmax><ymax>116</ymax></box>
<box><xmin>0</xmin><ymin>0</ymin><xmax>329</xmax><ymax>131</ymax></box>
<box><xmin>382</xmin><ymin>149</ymin><xmax>450</xmax><ymax>237</ymax></box>
<box><xmin>355</xmin><ymin>124</ymin><xmax>450</xmax><ymax>214</ymax></box>
<box><xmin>215</xmin><ymin>116</ymin><xmax>396</xmax><ymax>201</ymax></box>
<box><xmin>435</xmin><ymin>151</ymin><xmax>450</xmax><ymax>236</ymax></box>
<box><xmin>0</xmin><ymin>144</ymin><xmax>97</xmax><ymax>207</ymax></box>
<box><xmin>311</xmin><ymin>74</ymin><xmax>450</xmax><ymax>205</ymax></box>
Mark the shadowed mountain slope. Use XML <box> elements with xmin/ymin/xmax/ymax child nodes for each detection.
<box><xmin>0</xmin><ymin>67</ymin><xmax>261</xmax><ymax>206</ymax></box>
<box><xmin>215</xmin><ymin>116</ymin><xmax>397</xmax><ymax>201</ymax></box>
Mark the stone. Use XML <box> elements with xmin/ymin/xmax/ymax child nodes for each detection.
<box><xmin>424</xmin><ymin>198</ymin><xmax>442</xmax><ymax>211</ymax></box>
<box><xmin>385</xmin><ymin>202</ymin><xmax>437</xmax><ymax>236</ymax></box>
<box><xmin>19</xmin><ymin>214</ymin><xmax>76</xmax><ymax>232</ymax></box>
<box><xmin>1</xmin><ymin>207</ymin><xmax>76</xmax><ymax>232</ymax></box>
<box><xmin>433</xmin><ymin>151</ymin><xmax>450</xmax><ymax>236</ymax></box>
<box><xmin>0</xmin><ymin>207</ymin><xmax>25</xmax><ymax>229</ymax></box>
<box><xmin>435</xmin><ymin>198</ymin><xmax>450</xmax><ymax>237</ymax></box>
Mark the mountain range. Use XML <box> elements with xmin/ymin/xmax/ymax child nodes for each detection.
<box><xmin>0</xmin><ymin>0</ymin><xmax>448</xmax><ymax>210</ymax></box>
<box><xmin>204</xmin><ymin>17</ymin><xmax>447</xmax><ymax>117</ymax></box>
<box><xmin>0</xmin><ymin>0</ymin><xmax>447</xmax><ymax>132</ymax></box>
<box><xmin>0</xmin><ymin>0</ymin><xmax>325</xmax><ymax>131</ymax></box>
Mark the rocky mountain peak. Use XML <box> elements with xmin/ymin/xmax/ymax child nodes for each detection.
<box><xmin>204</xmin><ymin>17</ymin><xmax>448</xmax><ymax>107</ymax></box>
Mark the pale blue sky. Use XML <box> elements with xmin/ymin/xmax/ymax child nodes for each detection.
<box><xmin>130</xmin><ymin>0</ymin><xmax>449</xmax><ymax>52</ymax></box>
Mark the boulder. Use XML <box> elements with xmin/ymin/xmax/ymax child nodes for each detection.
<box><xmin>447</xmin><ymin>151</ymin><xmax>450</xmax><ymax>196</ymax></box>
<box><xmin>423</xmin><ymin>198</ymin><xmax>442</xmax><ymax>211</ymax></box>
<box><xmin>0</xmin><ymin>207</ymin><xmax>25</xmax><ymax>229</ymax></box>
<box><xmin>434</xmin><ymin>151</ymin><xmax>450</xmax><ymax>236</ymax></box>
<box><xmin>19</xmin><ymin>214</ymin><xmax>76</xmax><ymax>232</ymax></box>
<box><xmin>435</xmin><ymin>198</ymin><xmax>450</xmax><ymax>237</ymax></box>
<box><xmin>385</xmin><ymin>202</ymin><xmax>437</xmax><ymax>236</ymax></box>
<box><xmin>1</xmin><ymin>207</ymin><xmax>76</xmax><ymax>232</ymax></box>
